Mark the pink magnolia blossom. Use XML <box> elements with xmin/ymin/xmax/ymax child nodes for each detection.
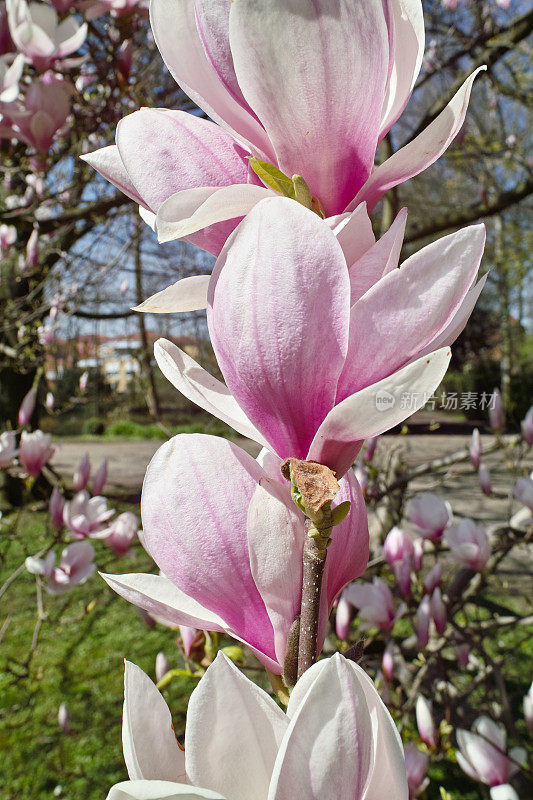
<box><xmin>17</xmin><ymin>385</ymin><xmax>36</xmax><ymax>426</ymax></box>
<box><xmin>19</xmin><ymin>429</ymin><xmax>53</xmax><ymax>476</ymax></box>
<box><xmin>0</xmin><ymin>50</ymin><xmax>23</xmax><ymax>101</ymax></box>
<box><xmin>154</xmin><ymin>651</ymin><xmax>169</xmax><ymax>683</ymax></box>
<box><xmin>384</xmin><ymin>526</ymin><xmax>414</xmax><ymax>567</ymax></box>
<box><xmin>73</xmin><ymin>451</ymin><xmax>91</xmax><ymax>491</ymax></box>
<box><xmin>470</xmin><ymin>428</ymin><xmax>481</xmax><ymax>469</ymax></box>
<box><xmin>479</xmin><ymin>462</ymin><xmax>492</xmax><ymax>495</ymax></box>
<box><xmin>521</xmin><ymin>406</ymin><xmax>533</xmax><ymax>446</ymax></box>
<box><xmin>343</xmin><ymin>577</ymin><xmax>405</xmax><ymax>633</ymax></box>
<box><xmin>406</xmin><ymin>492</ymin><xmax>452</xmax><ymax>542</ymax></box>
<box><xmin>1</xmin><ymin>73</ymin><xmax>73</xmax><ymax>152</ymax></box>
<box><xmin>416</xmin><ymin>695</ymin><xmax>437</xmax><ymax>748</ymax></box>
<box><xmin>63</xmin><ymin>490</ymin><xmax>114</xmax><ymax>539</ymax></box>
<box><xmin>456</xmin><ymin>716</ymin><xmax>525</xmax><ymax>788</ymax></box>
<box><xmin>423</xmin><ymin>562</ymin><xmax>442</xmax><ymax>594</ymax></box>
<box><xmin>514</xmin><ymin>476</ymin><xmax>533</xmax><ymax>512</ymax></box>
<box><xmin>413</xmin><ymin>538</ymin><xmax>424</xmax><ymax>571</ymax></box>
<box><xmin>0</xmin><ymin>430</ymin><xmax>18</xmax><ymax>467</ymax></box>
<box><xmin>107</xmin><ymin>653</ymin><xmax>408</xmax><ymax>799</ymax></box>
<box><xmin>6</xmin><ymin>0</ymin><xmax>87</xmax><ymax>71</ymax></box>
<box><xmin>103</xmin><ymin>433</ymin><xmax>368</xmax><ymax>674</ymax></box>
<box><xmin>0</xmin><ymin>222</ymin><xmax>16</xmax><ymax>252</ymax></box>
<box><xmin>416</xmin><ymin>595</ymin><xmax>431</xmax><ymax>649</ymax></box>
<box><xmin>154</xmin><ymin>199</ymin><xmax>484</xmax><ymax>477</ymax></box>
<box><xmin>92</xmin><ymin>458</ymin><xmax>108</xmax><ymax>495</ymax></box>
<box><xmin>335</xmin><ymin>594</ymin><xmax>355</xmax><ymax>641</ymax></box>
<box><xmin>58</xmin><ymin>702</ymin><xmax>70</xmax><ymax>734</ymax></box>
<box><xmin>404</xmin><ymin>743</ymin><xmax>429</xmax><ymax>798</ymax></box>
<box><xmin>430</xmin><ymin>587</ymin><xmax>447</xmax><ymax>635</ymax></box>
<box><xmin>101</xmin><ymin>511</ymin><xmax>139</xmax><ymax>556</ymax></box>
<box><xmin>84</xmin><ymin>0</ymin><xmax>483</xmax><ymax>265</ymax></box>
<box><xmin>25</xmin><ymin>540</ymin><xmax>95</xmax><ymax>593</ymax></box>
<box><xmin>382</xmin><ymin>641</ymin><xmax>395</xmax><ymax>682</ymax></box>
<box><xmin>524</xmin><ymin>682</ymin><xmax>533</xmax><ymax>733</ymax></box>
<box><xmin>489</xmin><ymin>388</ymin><xmax>504</xmax><ymax>432</ymax></box>
<box><xmin>49</xmin><ymin>486</ymin><xmax>65</xmax><ymax>530</ymax></box>
<box><xmin>179</xmin><ymin>625</ymin><xmax>197</xmax><ymax>659</ymax></box>
<box><xmin>446</xmin><ymin>518</ymin><xmax>491</xmax><ymax>570</ymax></box>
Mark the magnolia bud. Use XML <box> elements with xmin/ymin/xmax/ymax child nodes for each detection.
<box><xmin>45</xmin><ymin>392</ymin><xmax>55</xmax><ymax>411</ymax></box>
<box><xmin>416</xmin><ymin>595</ymin><xmax>431</xmax><ymax>649</ymax></box>
<box><xmin>479</xmin><ymin>462</ymin><xmax>492</xmax><ymax>495</ymax></box>
<box><xmin>49</xmin><ymin>487</ymin><xmax>65</xmax><ymax>530</ymax></box>
<box><xmin>155</xmin><ymin>651</ymin><xmax>170</xmax><ymax>683</ymax></box>
<box><xmin>18</xmin><ymin>387</ymin><xmax>37</xmax><ymax>427</ymax></box>
<box><xmin>469</xmin><ymin>428</ymin><xmax>481</xmax><ymax>470</ymax></box>
<box><xmin>430</xmin><ymin>587</ymin><xmax>447</xmax><ymax>635</ymax></box>
<box><xmin>335</xmin><ymin>595</ymin><xmax>354</xmax><ymax>640</ymax></box>
<box><xmin>521</xmin><ymin>407</ymin><xmax>533</xmax><ymax>446</ymax></box>
<box><xmin>424</xmin><ymin>562</ymin><xmax>442</xmax><ymax>595</ymax></box>
<box><xmin>382</xmin><ymin>641</ymin><xmax>394</xmax><ymax>682</ymax></box>
<box><xmin>489</xmin><ymin>388</ymin><xmax>503</xmax><ymax>432</ymax></box>
<box><xmin>92</xmin><ymin>459</ymin><xmax>108</xmax><ymax>495</ymax></box>
<box><xmin>73</xmin><ymin>452</ymin><xmax>91</xmax><ymax>492</ymax></box>
<box><xmin>416</xmin><ymin>695</ymin><xmax>437</xmax><ymax>748</ymax></box>
<box><xmin>524</xmin><ymin>682</ymin><xmax>533</xmax><ymax>733</ymax></box>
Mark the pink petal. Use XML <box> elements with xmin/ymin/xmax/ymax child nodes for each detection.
<box><xmin>328</xmin><ymin>202</ymin><xmax>376</xmax><ymax>269</ymax></box>
<box><xmin>307</xmin><ymin>348</ymin><xmax>452</xmax><ymax>476</ymax></box>
<box><xmin>337</xmin><ymin>225</ymin><xmax>485</xmax><ymax>398</ymax></box>
<box><xmin>230</xmin><ymin>0</ymin><xmax>391</xmax><ymax>215</ymax></box>
<box><xmin>81</xmin><ymin>145</ymin><xmax>144</xmax><ymax>206</ymax></box>
<box><xmin>352</xmin><ymin>67</ymin><xmax>486</xmax><ymax>211</ymax></box>
<box><xmin>246</xmin><ymin>479</ymin><xmax>305</xmax><ymax>667</ymax></box>
<box><xmin>416</xmin><ymin>274</ymin><xmax>487</xmax><ymax>357</ymax></box>
<box><xmin>349</xmin><ymin>208</ymin><xmax>407</xmax><ymax>305</ymax></box>
<box><xmin>153</xmin><ymin>339</ymin><xmax>268</xmax><ymax>447</ymax></box>
<box><xmin>208</xmin><ymin>198</ymin><xmax>350</xmax><ymax>459</ymax></box>
<box><xmin>140</xmin><ymin>434</ymin><xmax>276</xmax><ymax>661</ymax></box>
<box><xmin>149</xmin><ymin>0</ymin><xmax>273</xmax><ymax>157</ymax></box>
<box><xmin>116</xmin><ymin>108</ymin><xmax>251</xmax><ymax>212</ymax></box>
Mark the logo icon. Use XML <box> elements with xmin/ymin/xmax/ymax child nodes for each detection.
<box><xmin>375</xmin><ymin>390</ymin><xmax>396</xmax><ymax>411</ymax></box>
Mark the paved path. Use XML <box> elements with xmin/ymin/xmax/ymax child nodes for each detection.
<box><xmin>52</xmin><ymin>434</ymin><xmax>531</xmax><ymax>529</ymax></box>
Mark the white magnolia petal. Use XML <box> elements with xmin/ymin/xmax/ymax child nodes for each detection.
<box><xmin>156</xmin><ymin>185</ymin><xmax>275</xmax><ymax>244</ymax></box>
<box><xmin>186</xmin><ymin>653</ymin><xmax>288</xmax><ymax>800</ymax></box>
<box><xmin>154</xmin><ymin>339</ymin><xmax>268</xmax><ymax>447</ymax></box>
<box><xmin>106</xmin><ymin>781</ymin><xmax>227</xmax><ymax>800</ymax></box>
<box><xmin>134</xmin><ymin>276</ymin><xmax>211</xmax><ymax>314</ymax></box>
<box><xmin>123</xmin><ymin>661</ymin><xmax>185</xmax><ymax>782</ymax></box>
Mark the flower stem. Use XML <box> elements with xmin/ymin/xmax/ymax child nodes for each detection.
<box><xmin>297</xmin><ymin>521</ymin><xmax>330</xmax><ymax>679</ymax></box>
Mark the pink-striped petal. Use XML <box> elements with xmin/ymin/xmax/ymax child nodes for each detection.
<box><xmin>80</xmin><ymin>146</ymin><xmax>144</xmax><ymax>206</ymax></box>
<box><xmin>207</xmin><ymin>198</ymin><xmax>350</xmax><ymax>459</ymax></box>
<box><xmin>134</xmin><ymin>276</ymin><xmax>211</xmax><ymax>314</ymax></box>
<box><xmin>349</xmin><ymin>208</ymin><xmax>407</xmax><ymax>305</ymax></box>
<box><xmin>230</xmin><ymin>0</ymin><xmax>390</xmax><ymax>215</ymax></box>
<box><xmin>328</xmin><ymin>202</ymin><xmax>376</xmax><ymax>269</ymax></box>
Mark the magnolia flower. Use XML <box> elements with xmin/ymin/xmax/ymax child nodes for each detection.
<box><xmin>19</xmin><ymin>429</ymin><xmax>53</xmax><ymax>476</ymax></box>
<box><xmin>416</xmin><ymin>595</ymin><xmax>431</xmax><ymax>649</ymax></box>
<box><xmin>154</xmin><ymin>199</ymin><xmax>484</xmax><ymax>477</ymax></box>
<box><xmin>470</xmin><ymin>428</ymin><xmax>481</xmax><ymax>469</ymax></box>
<box><xmin>0</xmin><ymin>222</ymin><xmax>16</xmax><ymax>252</ymax></box>
<box><xmin>58</xmin><ymin>702</ymin><xmax>70</xmax><ymax>734</ymax></box>
<box><xmin>49</xmin><ymin>486</ymin><xmax>65</xmax><ymax>530</ymax></box>
<box><xmin>416</xmin><ymin>695</ymin><xmax>437</xmax><ymax>748</ymax></box>
<box><xmin>382</xmin><ymin>641</ymin><xmax>395</xmax><ymax>682</ymax></box>
<box><xmin>85</xmin><ymin>0</ymin><xmax>483</xmax><ymax>266</ymax></box>
<box><xmin>406</xmin><ymin>492</ymin><xmax>452</xmax><ymax>542</ymax></box>
<box><xmin>25</xmin><ymin>540</ymin><xmax>95</xmax><ymax>594</ymax></box>
<box><xmin>0</xmin><ymin>430</ymin><xmax>18</xmax><ymax>467</ymax></box>
<box><xmin>404</xmin><ymin>743</ymin><xmax>429</xmax><ymax>798</ymax></box>
<box><xmin>479</xmin><ymin>462</ymin><xmax>492</xmax><ymax>495</ymax></box>
<box><xmin>73</xmin><ymin>452</ymin><xmax>91</xmax><ymax>491</ymax></box>
<box><xmin>6</xmin><ymin>0</ymin><xmax>87</xmax><ymax>71</ymax></box>
<box><xmin>430</xmin><ymin>587</ymin><xmax>446</xmax><ymax>635</ymax></box>
<box><xmin>524</xmin><ymin>682</ymin><xmax>533</xmax><ymax>733</ymax></box>
<box><xmin>106</xmin><ymin>652</ymin><xmax>409</xmax><ymax>799</ymax></box>
<box><xmin>514</xmin><ymin>476</ymin><xmax>533</xmax><ymax>512</ymax></box>
<box><xmin>342</xmin><ymin>577</ymin><xmax>405</xmax><ymax>633</ymax></box>
<box><xmin>384</xmin><ymin>526</ymin><xmax>414</xmax><ymax>567</ymax></box>
<box><xmin>63</xmin><ymin>490</ymin><xmax>114</xmax><ymax>539</ymax></box>
<box><xmin>521</xmin><ymin>406</ymin><xmax>533</xmax><ymax>446</ymax></box>
<box><xmin>179</xmin><ymin>625</ymin><xmax>197</xmax><ymax>659</ymax></box>
<box><xmin>1</xmin><ymin>73</ymin><xmax>73</xmax><ymax>152</ymax></box>
<box><xmin>17</xmin><ymin>385</ymin><xmax>36</xmax><ymax>426</ymax></box>
<box><xmin>335</xmin><ymin>594</ymin><xmax>355</xmax><ymax>641</ymax></box>
<box><xmin>92</xmin><ymin>458</ymin><xmax>108</xmax><ymax>495</ymax></box>
<box><xmin>423</xmin><ymin>562</ymin><xmax>442</xmax><ymax>594</ymax></box>
<box><xmin>103</xmin><ymin>434</ymin><xmax>367</xmax><ymax>673</ymax></box>
<box><xmin>101</xmin><ymin>511</ymin><xmax>139</xmax><ymax>556</ymax></box>
<box><xmin>0</xmin><ymin>51</ymin><xmax>23</xmax><ymax>101</ymax></box>
<box><xmin>26</xmin><ymin>227</ymin><xmax>39</xmax><ymax>268</ymax></box>
<box><xmin>456</xmin><ymin>716</ymin><xmax>526</xmax><ymax>789</ymax></box>
<box><xmin>489</xmin><ymin>388</ymin><xmax>504</xmax><ymax>432</ymax></box>
<box><xmin>155</xmin><ymin>652</ymin><xmax>169</xmax><ymax>683</ymax></box>
<box><xmin>446</xmin><ymin>518</ymin><xmax>491</xmax><ymax>570</ymax></box>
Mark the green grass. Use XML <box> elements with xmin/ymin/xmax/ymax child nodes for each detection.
<box><xmin>0</xmin><ymin>510</ymin><xmax>196</xmax><ymax>800</ymax></box>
